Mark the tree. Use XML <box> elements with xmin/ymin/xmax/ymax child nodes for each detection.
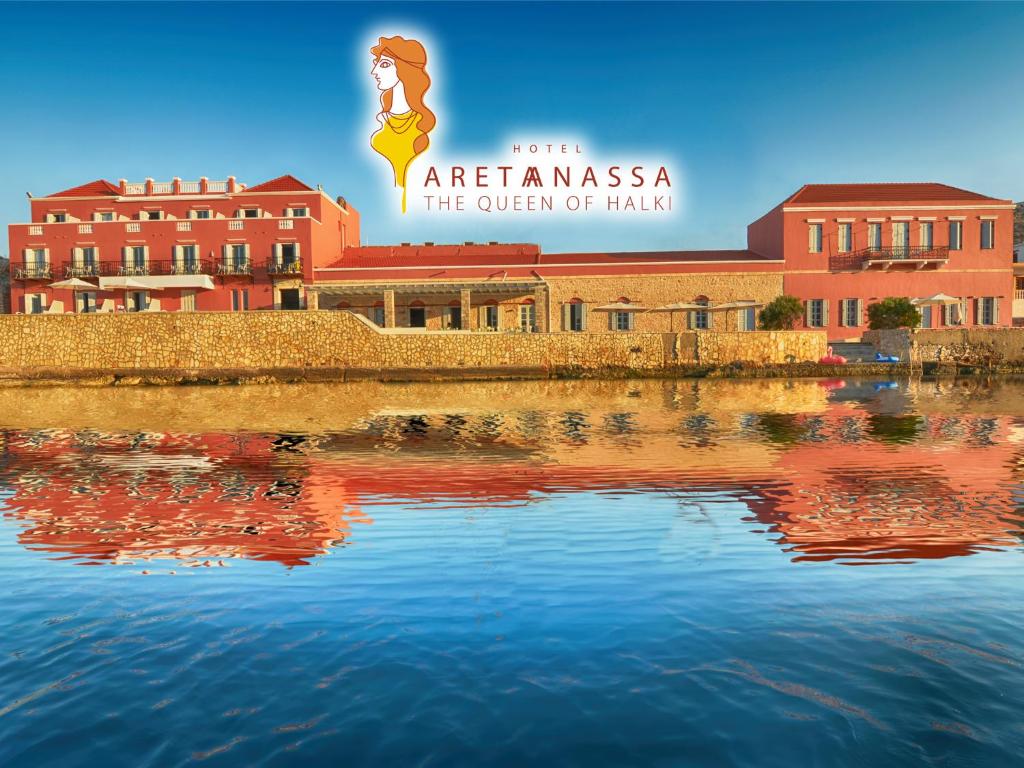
<box><xmin>758</xmin><ymin>295</ymin><xmax>804</xmax><ymax>330</ymax></box>
<box><xmin>867</xmin><ymin>297</ymin><xmax>921</xmax><ymax>330</ymax></box>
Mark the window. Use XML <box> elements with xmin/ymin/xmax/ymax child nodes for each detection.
<box><xmin>691</xmin><ymin>298</ymin><xmax>709</xmax><ymax>330</ymax></box>
<box><xmin>47</xmin><ymin>213</ymin><xmax>67</xmax><ymax>223</ymax></box>
<box><xmin>949</xmin><ymin>221</ymin><xmax>963</xmax><ymax>250</ymax></box>
<box><xmin>77</xmin><ymin>291</ymin><xmax>97</xmax><ymax>314</ymax></box>
<box><xmin>177</xmin><ymin>245</ymin><xmax>199</xmax><ymax>273</ymax></box>
<box><xmin>613</xmin><ymin>311</ymin><xmax>633</xmax><ymax>331</ymax></box>
<box><xmin>409</xmin><ymin>304</ymin><xmax>426</xmax><ymax>327</ymax></box>
<box><xmin>837</xmin><ymin>223</ymin><xmax>852</xmax><ymax>253</ymax></box>
<box><xmin>446</xmin><ymin>304</ymin><xmax>463</xmax><ymax>329</ymax></box>
<box><xmin>28</xmin><ymin>248</ymin><xmax>47</xmax><ymax>268</ymax></box>
<box><xmin>981</xmin><ymin>220</ymin><xmax>995</xmax><ymax>250</ymax></box>
<box><xmin>484</xmin><ymin>304</ymin><xmax>499</xmax><ymax>330</ymax></box>
<box><xmin>519</xmin><ymin>303</ymin><xmax>536</xmax><ymax>331</ymax></box>
<box><xmin>808</xmin><ymin>223</ymin><xmax>823</xmax><ymax>253</ymax></box>
<box><xmin>372</xmin><ymin>306</ymin><xmax>386</xmax><ymax>326</ymax></box>
<box><xmin>841</xmin><ymin>298</ymin><xmax>860</xmax><ymax>327</ymax></box>
<box><xmin>231</xmin><ymin>289</ymin><xmax>249</xmax><ymax>312</ymax></box>
<box><xmin>943</xmin><ymin>301</ymin><xmax>963</xmax><ymax>326</ymax></box>
<box><xmin>127</xmin><ymin>245</ymin><xmax>147</xmax><ymax>274</ymax></box>
<box><xmin>919</xmin><ymin>306</ymin><xmax>932</xmax><ymax>329</ymax></box>
<box><xmin>191</xmin><ymin>209</ymin><xmax>212</xmax><ymax>219</ymax></box>
<box><xmin>892</xmin><ymin>221</ymin><xmax>910</xmax><ymax>254</ymax></box>
<box><xmin>242</xmin><ymin>208</ymin><xmax>260</xmax><ymax>218</ymax></box>
<box><xmin>73</xmin><ymin>247</ymin><xmax>98</xmax><ymax>276</ymax></box>
<box><xmin>920</xmin><ymin>222</ymin><xmax>934</xmax><ymax>249</ymax></box>
<box><xmin>868</xmin><ymin>222</ymin><xmax>882</xmax><ymax>251</ymax></box>
<box><xmin>565</xmin><ymin>301</ymin><xmax>586</xmax><ymax>331</ymax></box>
<box><xmin>806</xmin><ymin>299</ymin><xmax>826</xmax><ymax>328</ymax></box>
<box><xmin>129</xmin><ymin>291</ymin><xmax>149</xmax><ymax>312</ymax></box>
<box><xmin>280</xmin><ymin>243</ymin><xmax>298</xmax><ymax>266</ymax></box>
<box><xmin>287</xmin><ymin>208</ymin><xmax>308</xmax><ymax>217</ymax></box>
<box><xmin>26</xmin><ymin>293</ymin><xmax>45</xmax><ymax>314</ymax></box>
<box><xmin>738</xmin><ymin>306</ymin><xmax>756</xmax><ymax>331</ymax></box>
<box><xmin>140</xmin><ymin>210</ymin><xmax>163</xmax><ymax>221</ymax></box>
<box><xmin>230</xmin><ymin>244</ymin><xmax>247</xmax><ymax>269</ymax></box>
<box><xmin>95</xmin><ymin>212</ymin><xmax>114</xmax><ymax>222</ymax></box>
<box><xmin>979</xmin><ymin>297</ymin><xmax>998</xmax><ymax>325</ymax></box>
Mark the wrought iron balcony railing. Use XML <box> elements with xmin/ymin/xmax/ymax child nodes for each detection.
<box><xmin>267</xmin><ymin>259</ymin><xmax>302</xmax><ymax>275</ymax></box>
<box><xmin>66</xmin><ymin>263</ymin><xmax>102</xmax><ymax>278</ymax></box>
<box><xmin>12</xmin><ymin>264</ymin><xmax>52</xmax><ymax>280</ymax></box>
<box><xmin>97</xmin><ymin>260</ymin><xmax>214</xmax><ymax>277</ymax></box>
<box><xmin>830</xmin><ymin>246</ymin><xmax>950</xmax><ymax>271</ymax></box>
<box><xmin>217</xmin><ymin>261</ymin><xmax>253</xmax><ymax>276</ymax></box>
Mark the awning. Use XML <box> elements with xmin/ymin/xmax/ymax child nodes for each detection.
<box><xmin>707</xmin><ymin>300</ymin><xmax>765</xmax><ymax>311</ymax></box>
<box><xmin>100</xmin><ymin>275</ymin><xmax>215</xmax><ymax>291</ymax></box>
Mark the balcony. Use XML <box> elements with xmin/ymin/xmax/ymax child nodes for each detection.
<box><xmin>65</xmin><ymin>263</ymin><xmax>102</xmax><ymax>278</ymax></box>
<box><xmin>217</xmin><ymin>261</ymin><xmax>253</xmax><ymax>276</ymax></box>
<box><xmin>267</xmin><ymin>259</ymin><xmax>303</xmax><ymax>276</ymax></box>
<box><xmin>97</xmin><ymin>260</ymin><xmax>213</xmax><ymax>277</ymax></box>
<box><xmin>12</xmin><ymin>264</ymin><xmax>52</xmax><ymax>280</ymax></box>
<box><xmin>830</xmin><ymin>246</ymin><xmax>950</xmax><ymax>272</ymax></box>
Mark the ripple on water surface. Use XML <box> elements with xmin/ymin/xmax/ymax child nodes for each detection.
<box><xmin>1</xmin><ymin>378</ymin><xmax>1024</xmax><ymax>766</ymax></box>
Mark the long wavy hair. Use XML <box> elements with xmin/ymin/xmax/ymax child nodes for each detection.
<box><xmin>371</xmin><ymin>36</ymin><xmax>436</xmax><ymax>157</ymax></box>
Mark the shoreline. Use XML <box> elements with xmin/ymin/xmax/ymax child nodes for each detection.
<box><xmin>0</xmin><ymin>360</ymin><xmax>1015</xmax><ymax>387</ymax></box>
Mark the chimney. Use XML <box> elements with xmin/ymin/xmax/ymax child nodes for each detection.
<box><xmin>227</xmin><ymin>176</ymin><xmax>237</xmax><ymax>193</ymax></box>
<box><xmin>172</xmin><ymin>176</ymin><xmax>181</xmax><ymax>194</ymax></box>
<box><xmin>144</xmin><ymin>177</ymin><xmax>154</xmax><ymax>195</ymax></box>
<box><xmin>119</xmin><ymin>179</ymin><xmax>128</xmax><ymax>194</ymax></box>
<box><xmin>199</xmin><ymin>176</ymin><xmax>209</xmax><ymax>194</ymax></box>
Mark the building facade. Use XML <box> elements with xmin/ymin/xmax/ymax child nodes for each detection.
<box><xmin>7</xmin><ymin>177</ymin><xmax>1015</xmax><ymax>340</ymax></box>
<box><xmin>7</xmin><ymin>175</ymin><xmax>359</xmax><ymax>314</ymax></box>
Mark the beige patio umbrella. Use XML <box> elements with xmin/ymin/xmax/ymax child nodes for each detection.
<box><xmin>49</xmin><ymin>277</ymin><xmax>98</xmax><ymax>313</ymax></box>
<box><xmin>911</xmin><ymin>293</ymin><xmax>960</xmax><ymax>306</ymax></box>
<box><xmin>647</xmin><ymin>301</ymin><xmax>711</xmax><ymax>332</ymax></box>
<box><xmin>592</xmin><ymin>301</ymin><xmax>648</xmax><ymax>311</ymax></box>
<box><xmin>103</xmin><ymin>276</ymin><xmax>161</xmax><ymax>312</ymax></box>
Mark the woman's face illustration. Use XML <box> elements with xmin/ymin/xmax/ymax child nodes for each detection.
<box><xmin>371</xmin><ymin>56</ymin><xmax>399</xmax><ymax>92</ymax></box>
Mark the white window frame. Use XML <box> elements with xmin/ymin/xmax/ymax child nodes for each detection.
<box><xmin>519</xmin><ymin>303</ymin><xmax>536</xmax><ymax>331</ymax></box>
<box><xmin>920</xmin><ymin>221</ymin><xmax>934</xmax><ymax>249</ymax></box>
<box><xmin>949</xmin><ymin>221</ymin><xmax>963</xmax><ymax>250</ymax></box>
<box><xmin>837</xmin><ymin>223</ymin><xmax>852</xmax><ymax>253</ymax></box>
<box><xmin>980</xmin><ymin>220</ymin><xmax>995</xmax><ymax>250</ymax></box>
<box><xmin>808</xmin><ymin>223</ymin><xmax>823</xmax><ymax>253</ymax></box>
<box><xmin>868</xmin><ymin>222</ymin><xmax>882</xmax><ymax>251</ymax></box>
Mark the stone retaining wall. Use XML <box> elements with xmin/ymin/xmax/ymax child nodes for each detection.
<box><xmin>865</xmin><ymin>328</ymin><xmax>1024</xmax><ymax>365</ymax></box>
<box><xmin>0</xmin><ymin>311</ymin><xmax>826</xmax><ymax>381</ymax></box>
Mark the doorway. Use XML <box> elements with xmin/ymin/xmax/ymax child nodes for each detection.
<box><xmin>409</xmin><ymin>306</ymin><xmax>426</xmax><ymax>327</ymax></box>
<box><xmin>280</xmin><ymin>288</ymin><xmax>301</xmax><ymax>310</ymax></box>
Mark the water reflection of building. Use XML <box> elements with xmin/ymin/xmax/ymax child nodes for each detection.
<box><xmin>2</xmin><ymin>390</ymin><xmax>1023</xmax><ymax>567</ymax></box>
<box><xmin>0</xmin><ymin>431</ymin><xmax>371</xmax><ymax>567</ymax></box>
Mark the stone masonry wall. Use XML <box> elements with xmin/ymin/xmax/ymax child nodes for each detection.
<box><xmin>693</xmin><ymin>331</ymin><xmax>827</xmax><ymax>365</ymax></box>
<box><xmin>0</xmin><ymin>311</ymin><xmax>825</xmax><ymax>380</ymax></box>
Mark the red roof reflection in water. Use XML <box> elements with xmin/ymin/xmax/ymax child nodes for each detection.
<box><xmin>2</xmin><ymin>408</ymin><xmax>1023</xmax><ymax>567</ymax></box>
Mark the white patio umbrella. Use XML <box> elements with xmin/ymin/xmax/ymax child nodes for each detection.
<box><xmin>103</xmin><ymin>276</ymin><xmax>161</xmax><ymax>312</ymax></box>
<box><xmin>911</xmin><ymin>293</ymin><xmax>960</xmax><ymax>306</ymax></box>
<box><xmin>49</xmin><ymin>277</ymin><xmax>98</xmax><ymax>313</ymax></box>
<box><xmin>592</xmin><ymin>302</ymin><xmax>648</xmax><ymax>312</ymax></box>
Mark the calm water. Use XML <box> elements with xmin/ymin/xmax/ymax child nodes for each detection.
<box><xmin>2</xmin><ymin>378</ymin><xmax>1024</xmax><ymax>766</ymax></box>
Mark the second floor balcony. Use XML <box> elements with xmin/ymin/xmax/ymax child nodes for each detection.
<box><xmin>97</xmin><ymin>260</ymin><xmax>214</xmax><ymax>277</ymax></box>
<box><xmin>830</xmin><ymin>245</ymin><xmax>951</xmax><ymax>272</ymax></box>
<box><xmin>267</xmin><ymin>258</ymin><xmax>303</xmax><ymax>276</ymax></box>
<box><xmin>12</xmin><ymin>264</ymin><xmax>52</xmax><ymax>280</ymax></box>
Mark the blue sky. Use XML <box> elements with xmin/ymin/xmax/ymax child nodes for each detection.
<box><xmin>1</xmin><ymin>1</ymin><xmax>1022</xmax><ymax>253</ymax></box>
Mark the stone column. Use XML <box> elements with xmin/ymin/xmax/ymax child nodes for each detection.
<box><xmin>533</xmin><ymin>285</ymin><xmax>549</xmax><ymax>332</ymax></box>
<box><xmin>384</xmin><ymin>290</ymin><xmax>396</xmax><ymax>328</ymax></box>
<box><xmin>460</xmin><ymin>288</ymin><xmax>472</xmax><ymax>330</ymax></box>
<box><xmin>307</xmin><ymin>289</ymin><xmax>319</xmax><ymax>310</ymax></box>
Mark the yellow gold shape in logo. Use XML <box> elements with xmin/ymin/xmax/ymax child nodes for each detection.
<box><xmin>370</xmin><ymin>36</ymin><xmax>435</xmax><ymax>213</ymax></box>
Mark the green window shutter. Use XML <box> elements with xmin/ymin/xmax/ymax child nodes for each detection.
<box><xmin>562</xmin><ymin>303</ymin><xmax>571</xmax><ymax>331</ymax></box>
<box><xmin>580</xmin><ymin>304</ymin><xmax>588</xmax><ymax>331</ymax></box>
<box><xmin>823</xmin><ymin>300</ymin><xmax>830</xmax><ymax>327</ymax></box>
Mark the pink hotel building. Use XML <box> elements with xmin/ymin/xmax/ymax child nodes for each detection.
<box><xmin>6</xmin><ymin>176</ymin><xmax>1016</xmax><ymax>338</ymax></box>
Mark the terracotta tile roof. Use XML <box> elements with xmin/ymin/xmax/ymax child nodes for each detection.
<box><xmin>45</xmin><ymin>179</ymin><xmax>120</xmax><ymax>198</ymax></box>
<box><xmin>785</xmin><ymin>183</ymin><xmax>1005</xmax><ymax>205</ymax></box>
<box><xmin>243</xmin><ymin>174</ymin><xmax>314</xmax><ymax>193</ymax></box>
<box><xmin>541</xmin><ymin>249</ymin><xmax>777</xmax><ymax>264</ymax></box>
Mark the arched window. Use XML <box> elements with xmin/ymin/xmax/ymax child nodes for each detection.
<box><xmin>520</xmin><ymin>297</ymin><xmax>536</xmax><ymax>332</ymax></box>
